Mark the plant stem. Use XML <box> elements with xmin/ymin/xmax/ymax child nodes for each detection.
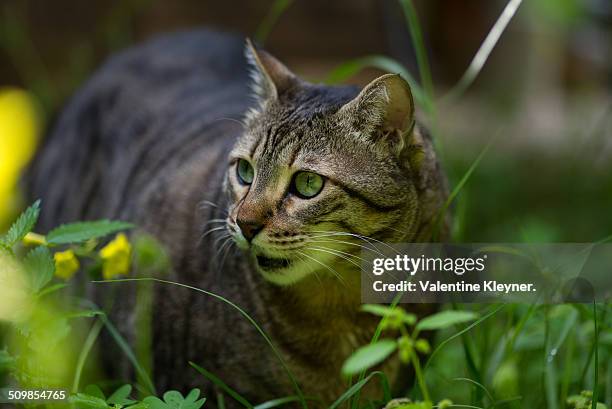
<box><xmin>402</xmin><ymin>325</ymin><xmax>431</xmax><ymax>402</ymax></box>
<box><xmin>411</xmin><ymin>349</ymin><xmax>431</xmax><ymax>403</ymax></box>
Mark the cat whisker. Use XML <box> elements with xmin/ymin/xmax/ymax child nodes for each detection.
<box><xmin>202</xmin><ymin>219</ymin><xmax>227</xmax><ymax>231</ymax></box>
<box><xmin>205</xmin><ymin>218</ymin><xmax>227</xmax><ymax>224</ymax></box>
<box><xmin>215</xmin><ymin>116</ymin><xmax>247</xmax><ymax>127</ymax></box>
<box><xmin>296</xmin><ymin>250</ymin><xmax>346</xmax><ymax>286</ymax></box>
<box><xmin>306</xmin><ymin>246</ymin><xmax>364</xmax><ymax>271</ymax></box>
<box><xmin>213</xmin><ymin>232</ymin><xmax>233</xmax><ymax>252</ymax></box>
<box><xmin>305</xmin><ymin>237</ymin><xmax>386</xmax><ymax>257</ymax></box>
<box><xmin>199</xmin><ymin>200</ymin><xmax>227</xmax><ymax>215</ymax></box>
<box><xmin>213</xmin><ymin>235</ymin><xmax>234</xmax><ymax>268</ymax></box>
<box><xmin>307</xmin><ymin>233</ymin><xmax>383</xmax><ymax>253</ymax></box>
<box><xmin>382</xmin><ymin>225</ymin><xmax>409</xmax><ymax>235</ymax></box>
<box><xmin>217</xmin><ymin>238</ymin><xmax>236</xmax><ymax>271</ymax></box>
<box><xmin>309</xmin><ymin>230</ymin><xmax>399</xmax><ymax>255</ymax></box>
<box><xmin>308</xmin><ymin>245</ymin><xmax>367</xmax><ymax>264</ymax></box>
<box><xmin>202</xmin><ymin>225</ymin><xmax>229</xmax><ymax>240</ymax></box>
<box><xmin>294</xmin><ymin>252</ymin><xmax>322</xmax><ymax>285</ymax></box>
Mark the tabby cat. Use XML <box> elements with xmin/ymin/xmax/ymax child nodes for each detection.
<box><xmin>28</xmin><ymin>30</ymin><xmax>448</xmax><ymax>407</ymax></box>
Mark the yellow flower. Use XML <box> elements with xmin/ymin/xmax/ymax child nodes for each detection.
<box><xmin>0</xmin><ymin>88</ymin><xmax>40</xmax><ymax>227</ymax></box>
<box><xmin>23</xmin><ymin>232</ymin><xmax>47</xmax><ymax>246</ymax></box>
<box><xmin>99</xmin><ymin>233</ymin><xmax>132</xmax><ymax>279</ymax></box>
<box><xmin>53</xmin><ymin>250</ymin><xmax>80</xmax><ymax>280</ymax></box>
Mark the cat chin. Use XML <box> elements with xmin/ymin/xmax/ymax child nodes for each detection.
<box><xmin>256</xmin><ymin>257</ymin><xmax>317</xmax><ymax>286</ymax></box>
<box><xmin>259</xmin><ymin>268</ymin><xmax>312</xmax><ymax>286</ymax></box>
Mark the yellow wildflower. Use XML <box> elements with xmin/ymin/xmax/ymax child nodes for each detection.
<box><xmin>53</xmin><ymin>250</ymin><xmax>80</xmax><ymax>280</ymax></box>
<box><xmin>23</xmin><ymin>232</ymin><xmax>47</xmax><ymax>246</ymax></box>
<box><xmin>0</xmin><ymin>88</ymin><xmax>40</xmax><ymax>227</ymax></box>
<box><xmin>100</xmin><ymin>233</ymin><xmax>132</xmax><ymax>279</ymax></box>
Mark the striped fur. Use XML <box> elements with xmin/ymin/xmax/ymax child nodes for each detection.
<box><xmin>27</xmin><ymin>30</ymin><xmax>448</xmax><ymax>407</ymax></box>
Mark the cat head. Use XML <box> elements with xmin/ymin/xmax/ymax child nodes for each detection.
<box><xmin>224</xmin><ymin>40</ymin><xmax>429</xmax><ymax>285</ymax></box>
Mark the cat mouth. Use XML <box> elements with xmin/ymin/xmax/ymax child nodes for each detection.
<box><xmin>256</xmin><ymin>255</ymin><xmax>291</xmax><ymax>270</ymax></box>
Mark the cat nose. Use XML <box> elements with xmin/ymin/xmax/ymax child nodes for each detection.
<box><xmin>237</xmin><ymin>219</ymin><xmax>264</xmax><ymax>242</ymax></box>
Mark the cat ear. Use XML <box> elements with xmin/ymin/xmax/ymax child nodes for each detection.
<box><xmin>245</xmin><ymin>38</ymin><xmax>297</xmax><ymax>101</ymax></box>
<box><xmin>337</xmin><ymin>74</ymin><xmax>415</xmax><ymax>153</ymax></box>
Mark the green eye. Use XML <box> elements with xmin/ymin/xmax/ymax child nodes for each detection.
<box><xmin>293</xmin><ymin>171</ymin><xmax>324</xmax><ymax>198</ymax></box>
<box><xmin>237</xmin><ymin>159</ymin><xmax>254</xmax><ymax>184</ymax></box>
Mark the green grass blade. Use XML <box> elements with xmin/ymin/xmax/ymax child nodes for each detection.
<box><xmin>217</xmin><ymin>391</ymin><xmax>226</xmax><ymax>409</ymax></box>
<box><xmin>452</xmin><ymin>378</ymin><xmax>494</xmax><ymax>404</ymax></box>
<box><xmin>460</xmin><ymin>332</ymin><xmax>484</xmax><ymax>404</ymax></box>
<box><xmin>504</xmin><ymin>302</ymin><xmax>537</xmax><ymax>355</ymax></box>
<box><xmin>398</xmin><ymin>0</ymin><xmax>435</xmax><ymax>113</ymax></box>
<box><xmin>443</xmin><ymin>0</ymin><xmax>524</xmax><ymax>103</ymax></box>
<box><xmin>254</xmin><ymin>0</ymin><xmax>294</xmax><ymax>44</ymax></box>
<box><xmin>592</xmin><ymin>302</ymin><xmax>600</xmax><ymax>409</ymax></box>
<box><xmin>325</xmin><ymin>55</ymin><xmax>426</xmax><ymax>107</ymax></box>
<box><xmin>425</xmin><ymin>304</ymin><xmax>505</xmax><ymax>370</ymax></box>
<box><xmin>433</xmin><ymin>132</ymin><xmax>497</xmax><ymax>240</ymax></box>
<box><xmin>560</xmin><ymin>330</ymin><xmax>576</xmax><ymax>407</ymax></box>
<box><xmin>606</xmin><ymin>356</ymin><xmax>612</xmax><ymax>408</ymax></box>
<box><xmin>351</xmin><ymin>293</ymin><xmax>402</xmax><ymax>409</ymax></box>
<box><xmin>94</xmin><ymin>278</ymin><xmax>307</xmax><ymax>409</ymax></box>
<box><xmin>98</xmin><ymin>311</ymin><xmax>157</xmax><ymax>395</ymax></box>
<box><xmin>254</xmin><ymin>396</ymin><xmax>321</xmax><ymax>409</ymax></box>
<box><xmin>330</xmin><ymin>371</ymin><xmax>391</xmax><ymax>409</ymax></box>
<box><xmin>72</xmin><ymin>319</ymin><xmax>104</xmax><ymax>393</ymax></box>
<box><xmin>579</xmin><ymin>306</ymin><xmax>607</xmax><ymax>389</ymax></box>
<box><xmin>543</xmin><ymin>307</ymin><xmax>557</xmax><ymax>409</ymax></box>
<box><xmin>190</xmin><ymin>362</ymin><xmax>253</xmax><ymax>408</ymax></box>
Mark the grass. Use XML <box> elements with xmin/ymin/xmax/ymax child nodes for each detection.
<box><xmin>94</xmin><ymin>277</ymin><xmax>307</xmax><ymax>409</ymax></box>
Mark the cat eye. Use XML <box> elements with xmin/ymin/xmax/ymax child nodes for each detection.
<box><xmin>293</xmin><ymin>171</ymin><xmax>324</xmax><ymax>199</ymax></box>
<box><xmin>236</xmin><ymin>159</ymin><xmax>254</xmax><ymax>185</ymax></box>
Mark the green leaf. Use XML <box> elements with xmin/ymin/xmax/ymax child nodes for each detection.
<box><xmin>144</xmin><ymin>390</ymin><xmax>206</xmax><ymax>409</ymax></box>
<box><xmin>416</xmin><ymin>310</ymin><xmax>479</xmax><ymax>331</ymax></box>
<box><xmin>361</xmin><ymin>304</ymin><xmax>398</xmax><ymax>317</ymax></box>
<box><xmin>106</xmin><ymin>384</ymin><xmax>134</xmax><ymax>405</ymax></box>
<box><xmin>1</xmin><ymin>200</ymin><xmax>40</xmax><ymax>247</ymax></box>
<box><xmin>184</xmin><ymin>388</ymin><xmax>201</xmax><ymax>403</ymax></box>
<box><xmin>143</xmin><ymin>396</ymin><xmax>168</xmax><ymax>409</ymax></box>
<box><xmin>84</xmin><ymin>385</ymin><xmax>106</xmax><ymax>400</ymax></box>
<box><xmin>126</xmin><ymin>403</ymin><xmax>151</xmax><ymax>409</ymax></box>
<box><xmin>163</xmin><ymin>391</ymin><xmax>184</xmax><ymax>406</ymax></box>
<box><xmin>362</xmin><ymin>304</ymin><xmax>416</xmax><ymax>326</ymax></box>
<box><xmin>46</xmin><ymin>220</ymin><xmax>134</xmax><ymax>245</ymax></box>
<box><xmin>23</xmin><ymin>245</ymin><xmax>55</xmax><ymax>292</ymax></box>
<box><xmin>69</xmin><ymin>393</ymin><xmax>110</xmax><ymax>409</ymax></box>
<box><xmin>341</xmin><ymin>339</ymin><xmax>397</xmax><ymax>376</ymax></box>
<box><xmin>37</xmin><ymin>282</ymin><xmax>68</xmax><ymax>298</ymax></box>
